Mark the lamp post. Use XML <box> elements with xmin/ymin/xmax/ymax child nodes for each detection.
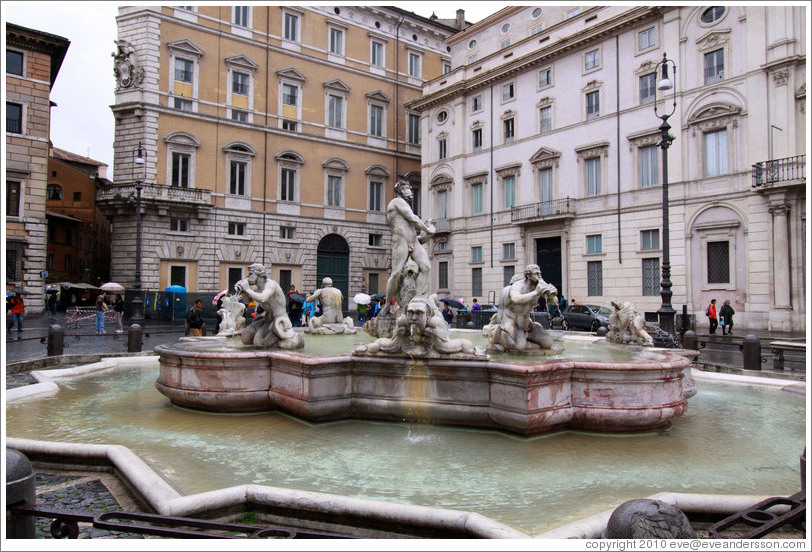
<box><xmin>130</xmin><ymin>143</ymin><xmax>146</xmax><ymax>324</ymax></box>
<box><xmin>654</xmin><ymin>52</ymin><xmax>677</xmax><ymax>341</ymax></box>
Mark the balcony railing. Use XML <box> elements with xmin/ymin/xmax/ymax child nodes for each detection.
<box><xmin>752</xmin><ymin>155</ymin><xmax>806</xmax><ymax>188</ymax></box>
<box><xmin>97</xmin><ymin>183</ymin><xmax>211</xmax><ymax>205</ymax></box>
<box><xmin>511</xmin><ymin>197</ymin><xmax>575</xmax><ymax>223</ymax></box>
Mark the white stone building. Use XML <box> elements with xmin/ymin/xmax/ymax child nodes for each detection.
<box><xmin>411</xmin><ymin>5</ymin><xmax>806</xmax><ymax>331</ymax></box>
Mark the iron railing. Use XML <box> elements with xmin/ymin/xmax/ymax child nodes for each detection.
<box><xmin>511</xmin><ymin>197</ymin><xmax>575</xmax><ymax>223</ymax></box>
<box><xmin>752</xmin><ymin>154</ymin><xmax>806</xmax><ymax>188</ymax></box>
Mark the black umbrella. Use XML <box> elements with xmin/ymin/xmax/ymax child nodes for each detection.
<box><xmin>7</xmin><ymin>289</ymin><xmax>31</xmax><ymax>295</ymax></box>
<box><xmin>439</xmin><ymin>297</ymin><xmax>465</xmax><ymax>309</ymax></box>
<box><xmin>370</xmin><ymin>292</ymin><xmax>387</xmax><ymax>302</ymax></box>
<box><xmin>288</xmin><ymin>293</ymin><xmax>307</xmax><ymax>304</ymax></box>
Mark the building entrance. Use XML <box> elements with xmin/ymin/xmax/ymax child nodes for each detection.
<box><xmin>316</xmin><ymin>234</ymin><xmax>350</xmax><ymax>311</ymax></box>
<box><xmin>535</xmin><ymin>236</ymin><xmax>563</xmax><ymax>301</ymax></box>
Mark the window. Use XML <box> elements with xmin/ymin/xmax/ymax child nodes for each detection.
<box><xmin>642</xmin><ymin>258</ymin><xmax>660</xmax><ymax>296</ymax></box>
<box><xmin>704</xmin><ymin>49</ymin><xmax>724</xmax><ymax>84</ymax></box>
<box><xmin>281</xmin><ymin>168</ymin><xmax>296</xmax><ymax>201</ymax></box>
<box><xmin>472</xmin><ymin>246</ymin><xmax>483</xmax><ymax>263</ymax></box>
<box><xmin>329</xmin><ymin>27</ymin><xmax>344</xmax><ymax>55</ymax></box>
<box><xmin>641</xmin><ymin>229</ymin><xmax>660</xmax><ymax>251</ymax></box>
<box><xmin>6</xmin><ymin>102</ymin><xmax>22</xmax><ymax>134</ymax></box>
<box><xmin>532</xmin><ymin>7</ymin><xmax>542</xmax><ymax>18</ymax></box>
<box><xmin>473</xmin><ymin>128</ymin><xmax>483</xmax><ymax>151</ymax></box>
<box><xmin>467</xmin><ymin>54</ymin><xmax>477</xmax><ymax>65</ymax></box>
<box><xmin>438</xmin><ymin>261</ymin><xmax>449</xmax><ymax>289</ymax></box>
<box><xmin>586</xmin><ymin>157</ymin><xmax>601</xmax><ymax>196</ymax></box>
<box><xmin>472</xmin><ymin>95</ymin><xmax>483</xmax><ymax>112</ymax></box>
<box><xmin>502</xmin><ymin>82</ymin><xmax>515</xmax><ymax>101</ymax></box>
<box><xmin>500</xmin><ymin>38</ymin><xmax>512</xmax><ymax>50</ymax></box>
<box><xmin>707</xmin><ymin>241</ymin><xmax>730</xmax><ymax>283</ymax></box>
<box><xmin>701</xmin><ymin>6</ymin><xmax>726</xmax><ymax>24</ymax></box>
<box><xmin>539</xmin><ymin>106</ymin><xmax>552</xmax><ymax>133</ymax></box>
<box><xmin>705</xmin><ymin>129</ymin><xmax>728</xmax><ymax>176</ymax></box>
<box><xmin>328</xmin><ymin>95</ymin><xmax>343</xmax><ymax>128</ymax></box>
<box><xmin>234</xmin><ymin>6</ymin><xmax>249</xmax><ymax>26</ymax></box>
<box><xmin>282</xmin><ymin>120</ymin><xmax>297</xmax><ymax>132</ymax></box>
<box><xmin>438</xmin><ymin>138</ymin><xmax>447</xmax><ymax>160</ymax></box>
<box><xmin>503</xmin><ymin>118</ymin><xmax>514</xmax><ymax>143</ymax></box>
<box><xmin>472</xmin><ymin>182</ymin><xmax>483</xmax><ymax>215</ymax></box>
<box><xmin>586</xmin><ymin>234</ymin><xmax>602</xmax><ymax>254</ymax></box>
<box><xmin>170</xmin><ymin>265</ymin><xmax>187</xmax><ymax>287</ymax></box>
<box><xmin>371</xmin><ymin>40</ymin><xmax>384</xmax><ymax>67</ymax></box>
<box><xmin>47</xmin><ymin>184</ymin><xmax>63</xmax><ymax>200</ymax></box>
<box><xmin>232</xmin><ymin>72</ymin><xmax>249</xmax><ymax>95</ymax></box>
<box><xmin>278</xmin><ymin>269</ymin><xmax>292</xmax><ymax>291</ymax></box>
<box><xmin>566</xmin><ymin>7</ymin><xmax>580</xmax><ymax>18</ymax></box>
<box><xmin>437</xmin><ymin>110</ymin><xmax>448</xmax><ymax>123</ymax></box>
<box><xmin>369</xmin><ymin>234</ymin><xmax>382</xmax><ymax>247</ymax></box>
<box><xmin>229</xmin><ymin>160</ymin><xmax>246</xmax><ymax>195</ymax></box>
<box><xmin>369</xmin><ymin>181</ymin><xmax>383</xmax><ymax>211</ymax></box>
<box><xmin>503</xmin><ymin>243</ymin><xmax>515</xmax><ymax>260</ymax></box>
<box><xmin>284</xmin><ymin>12</ymin><xmax>299</xmax><ymax>41</ymax></box>
<box><xmin>7</xmin><ymin>181</ymin><xmax>20</xmax><ymax>216</ymax></box>
<box><xmin>174</xmin><ymin>97</ymin><xmax>193</xmax><ymax>111</ymax></box>
<box><xmin>503</xmin><ymin>266</ymin><xmax>515</xmax><ymax>287</ymax></box>
<box><xmin>370</xmin><ymin>104</ymin><xmax>384</xmax><ymax>137</ymax></box>
<box><xmin>538</xmin><ymin>67</ymin><xmax>552</xmax><ymax>87</ymax></box>
<box><xmin>539</xmin><ymin>167</ymin><xmax>553</xmax><ymax>213</ymax></box>
<box><xmin>368</xmin><ymin>273</ymin><xmax>380</xmax><ymax>294</ymax></box>
<box><xmin>7</xmin><ymin>50</ymin><xmax>23</xmax><ymax>75</ymax></box>
<box><xmin>407</xmin><ymin>113</ymin><xmax>420</xmax><ymax>144</ymax></box>
<box><xmin>472</xmin><ymin>268</ymin><xmax>483</xmax><ymax>297</ymax></box>
<box><xmin>501</xmin><ymin>22</ymin><xmax>511</xmax><ymax>34</ymax></box>
<box><xmin>443</xmin><ymin>62</ymin><xmax>451</xmax><ymax>74</ymax></box>
<box><xmin>587</xmin><ymin>261</ymin><xmax>603</xmax><ymax>296</ymax></box>
<box><xmin>7</xmin><ymin>247</ymin><xmax>21</xmax><ymax>280</ymax></box>
<box><xmin>586</xmin><ymin>90</ymin><xmax>600</xmax><ymax>119</ymax></box>
<box><xmin>327</xmin><ymin>175</ymin><xmax>342</xmax><ymax>207</ymax></box>
<box><xmin>437</xmin><ymin>190</ymin><xmax>447</xmax><ymax>219</ymax></box>
<box><xmin>585</xmin><ymin>49</ymin><xmax>600</xmax><ymax>70</ymax></box>
<box><xmin>228</xmin><ymin>222</ymin><xmax>245</xmax><ymax>236</ymax></box>
<box><xmin>64</xmin><ymin>254</ymin><xmax>72</xmax><ymax>271</ymax></box>
<box><xmin>282</xmin><ymin>83</ymin><xmax>298</xmax><ymax>106</ymax></box>
<box><xmin>280</xmin><ymin>226</ymin><xmax>295</xmax><ymax>240</ymax></box>
<box><xmin>170</xmin><ymin>218</ymin><xmax>188</xmax><ymax>232</ymax></box>
<box><xmin>171</xmin><ymin>152</ymin><xmax>190</xmax><ymax>188</ymax></box>
<box><xmin>437</xmin><ymin>240</ymin><xmax>449</xmax><ymax>251</ymax></box>
<box><xmin>503</xmin><ymin>176</ymin><xmax>515</xmax><ymax>210</ymax></box>
<box><xmin>640</xmin><ymin>145</ymin><xmax>659</xmax><ymax>188</ymax></box>
<box><xmin>408</xmin><ymin>51</ymin><xmax>421</xmax><ymax>77</ymax></box>
<box><xmin>640</xmin><ymin>72</ymin><xmax>656</xmax><ymax>105</ymax></box>
<box><xmin>638</xmin><ymin>27</ymin><xmax>655</xmax><ymax>50</ymax></box>
<box><xmin>175</xmin><ymin>58</ymin><xmax>193</xmax><ymax>83</ymax></box>
<box><xmin>47</xmin><ymin>253</ymin><xmax>55</xmax><ymax>271</ymax></box>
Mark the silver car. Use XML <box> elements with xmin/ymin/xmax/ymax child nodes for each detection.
<box><xmin>561</xmin><ymin>304</ymin><xmax>611</xmax><ymax>331</ymax></box>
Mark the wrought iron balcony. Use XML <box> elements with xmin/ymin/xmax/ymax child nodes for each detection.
<box><xmin>752</xmin><ymin>155</ymin><xmax>806</xmax><ymax>189</ymax></box>
<box><xmin>511</xmin><ymin>197</ymin><xmax>576</xmax><ymax>224</ymax></box>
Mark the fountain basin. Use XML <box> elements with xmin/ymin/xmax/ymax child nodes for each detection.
<box><xmin>155</xmin><ymin>336</ymin><xmax>692</xmax><ymax>436</ymax></box>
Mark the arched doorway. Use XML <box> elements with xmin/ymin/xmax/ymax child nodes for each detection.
<box><xmin>316</xmin><ymin>234</ymin><xmax>350</xmax><ymax>311</ymax></box>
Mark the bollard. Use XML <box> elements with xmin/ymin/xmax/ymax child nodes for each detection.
<box><xmin>47</xmin><ymin>324</ymin><xmax>64</xmax><ymax>356</ymax></box>
<box><xmin>127</xmin><ymin>323</ymin><xmax>143</xmax><ymax>353</ymax></box>
<box><xmin>6</xmin><ymin>448</ymin><xmax>36</xmax><ymax>538</ymax></box>
<box><xmin>682</xmin><ymin>330</ymin><xmax>697</xmax><ymax>351</ymax></box>
<box><xmin>742</xmin><ymin>334</ymin><xmax>762</xmax><ymax>371</ymax></box>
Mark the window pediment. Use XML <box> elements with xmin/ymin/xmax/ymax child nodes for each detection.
<box><xmin>626</xmin><ymin>129</ymin><xmax>661</xmax><ymax>148</ymax></box>
<box><xmin>537</xmin><ymin>96</ymin><xmax>554</xmax><ymax>107</ymax></box>
<box><xmin>323</xmin><ymin>79</ymin><xmax>351</xmax><ymax>93</ymax></box>
<box><xmin>582</xmin><ymin>79</ymin><xmax>603</xmax><ymax>92</ymax></box>
<box><xmin>687</xmin><ymin>102</ymin><xmax>741</xmax><ymax>131</ymax></box>
<box><xmin>501</xmin><ymin>109</ymin><xmax>517</xmax><ymax>120</ymax></box>
<box><xmin>365</xmin><ymin>164</ymin><xmax>391</xmax><ymax>177</ymax></box>
<box><xmin>471</xmin><ymin>120</ymin><xmax>483</xmax><ymax>130</ymax></box>
<box><xmin>322</xmin><ymin>157</ymin><xmax>349</xmax><ymax>171</ymax></box>
<box><xmin>225</xmin><ymin>54</ymin><xmax>258</xmax><ymax>72</ymax></box>
<box><xmin>575</xmin><ymin>141</ymin><xmax>610</xmax><ymax>159</ymax></box>
<box><xmin>696</xmin><ymin>29</ymin><xmax>731</xmax><ymax>52</ymax></box>
<box><xmin>165</xmin><ymin>131</ymin><xmax>201</xmax><ymax>148</ymax></box>
<box><xmin>495</xmin><ymin>162</ymin><xmax>521</xmax><ymax>177</ymax></box>
<box><xmin>530</xmin><ymin>146</ymin><xmax>561</xmax><ymax>168</ymax></box>
<box><xmin>167</xmin><ymin>39</ymin><xmax>204</xmax><ymax>58</ymax></box>
<box><xmin>276</xmin><ymin>67</ymin><xmax>307</xmax><ymax>82</ymax></box>
<box><xmin>430</xmin><ymin>173</ymin><xmax>453</xmax><ymax>190</ymax></box>
<box><xmin>276</xmin><ymin>150</ymin><xmax>304</xmax><ymax>165</ymax></box>
<box><xmin>365</xmin><ymin>90</ymin><xmax>391</xmax><ymax>103</ymax></box>
<box><xmin>464</xmin><ymin>171</ymin><xmax>488</xmax><ymax>185</ymax></box>
<box><xmin>223</xmin><ymin>141</ymin><xmax>256</xmax><ymax>156</ymax></box>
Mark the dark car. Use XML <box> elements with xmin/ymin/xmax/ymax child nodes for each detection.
<box><xmin>561</xmin><ymin>304</ymin><xmax>611</xmax><ymax>331</ymax></box>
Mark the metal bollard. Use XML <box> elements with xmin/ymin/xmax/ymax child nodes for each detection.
<box><xmin>682</xmin><ymin>330</ymin><xmax>697</xmax><ymax>351</ymax></box>
<box><xmin>47</xmin><ymin>324</ymin><xmax>64</xmax><ymax>356</ymax></box>
<box><xmin>742</xmin><ymin>334</ymin><xmax>762</xmax><ymax>371</ymax></box>
<box><xmin>127</xmin><ymin>323</ymin><xmax>143</xmax><ymax>353</ymax></box>
<box><xmin>6</xmin><ymin>448</ymin><xmax>36</xmax><ymax>538</ymax></box>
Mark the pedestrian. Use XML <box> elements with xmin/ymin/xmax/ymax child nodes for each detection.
<box><xmin>47</xmin><ymin>291</ymin><xmax>58</xmax><ymax>317</ymax></box>
<box><xmin>95</xmin><ymin>290</ymin><xmax>108</xmax><ymax>334</ymax></box>
<box><xmin>442</xmin><ymin>305</ymin><xmax>454</xmax><ymax>327</ymax></box>
<box><xmin>303</xmin><ymin>298</ymin><xmax>316</xmax><ymax>325</ymax></box>
<box><xmin>471</xmin><ymin>298</ymin><xmax>482</xmax><ymax>312</ymax></box>
<box><xmin>186</xmin><ymin>298</ymin><xmax>206</xmax><ymax>336</ymax></box>
<box><xmin>357</xmin><ymin>301</ymin><xmax>368</xmax><ymax>326</ymax></box>
<box><xmin>7</xmin><ymin>292</ymin><xmax>25</xmax><ymax>338</ymax></box>
<box><xmin>113</xmin><ymin>294</ymin><xmax>124</xmax><ymax>333</ymax></box>
<box><xmin>719</xmin><ymin>299</ymin><xmax>735</xmax><ymax>336</ymax></box>
<box><xmin>287</xmin><ymin>284</ymin><xmax>302</xmax><ymax>327</ymax></box>
<box><xmin>706</xmin><ymin>298</ymin><xmax>718</xmax><ymax>335</ymax></box>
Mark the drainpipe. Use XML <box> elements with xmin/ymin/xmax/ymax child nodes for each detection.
<box><xmin>490</xmin><ymin>85</ymin><xmax>494</xmax><ymax>268</ymax></box>
<box><xmin>262</xmin><ymin>7</ymin><xmax>271</xmax><ymax>265</ymax></box>
<box><xmin>395</xmin><ymin>17</ymin><xmax>403</xmax><ymax>177</ymax></box>
<box><xmin>616</xmin><ymin>34</ymin><xmax>622</xmax><ymax>264</ymax></box>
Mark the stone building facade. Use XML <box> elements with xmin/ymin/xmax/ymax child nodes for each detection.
<box><xmin>5</xmin><ymin>23</ymin><xmax>70</xmax><ymax>312</ymax></box>
<box><xmin>101</xmin><ymin>6</ymin><xmax>460</xmax><ymax>306</ymax></box>
<box><xmin>412</xmin><ymin>5</ymin><xmax>806</xmax><ymax>331</ymax></box>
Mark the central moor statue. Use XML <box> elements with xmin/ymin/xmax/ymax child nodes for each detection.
<box><xmin>235</xmin><ymin>263</ymin><xmax>303</xmax><ymax>349</ymax></box>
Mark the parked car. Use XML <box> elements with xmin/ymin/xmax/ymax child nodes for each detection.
<box><xmin>561</xmin><ymin>304</ymin><xmax>611</xmax><ymax>331</ymax></box>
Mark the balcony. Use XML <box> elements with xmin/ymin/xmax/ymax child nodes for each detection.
<box><xmin>511</xmin><ymin>197</ymin><xmax>576</xmax><ymax>224</ymax></box>
<box><xmin>96</xmin><ymin>183</ymin><xmax>212</xmax><ymax>214</ymax></box>
<box><xmin>752</xmin><ymin>155</ymin><xmax>806</xmax><ymax>189</ymax></box>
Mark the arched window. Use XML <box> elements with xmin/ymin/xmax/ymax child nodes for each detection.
<box><xmin>46</xmin><ymin>184</ymin><xmax>63</xmax><ymax>200</ymax></box>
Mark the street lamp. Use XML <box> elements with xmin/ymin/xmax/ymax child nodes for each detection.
<box><xmin>654</xmin><ymin>52</ymin><xmax>677</xmax><ymax>342</ymax></box>
<box><xmin>130</xmin><ymin>142</ymin><xmax>146</xmax><ymax>324</ymax></box>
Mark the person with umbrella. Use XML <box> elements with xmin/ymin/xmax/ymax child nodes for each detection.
<box><xmin>7</xmin><ymin>292</ymin><xmax>25</xmax><ymax>338</ymax></box>
<box><xmin>47</xmin><ymin>289</ymin><xmax>58</xmax><ymax>317</ymax></box>
<box><xmin>442</xmin><ymin>304</ymin><xmax>454</xmax><ymax>327</ymax></box>
<box><xmin>113</xmin><ymin>294</ymin><xmax>125</xmax><ymax>333</ymax></box>
<box><xmin>287</xmin><ymin>284</ymin><xmax>304</xmax><ymax>327</ymax></box>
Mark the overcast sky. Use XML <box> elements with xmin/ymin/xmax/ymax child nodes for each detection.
<box><xmin>3</xmin><ymin>2</ymin><xmax>500</xmax><ymax>181</ymax></box>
